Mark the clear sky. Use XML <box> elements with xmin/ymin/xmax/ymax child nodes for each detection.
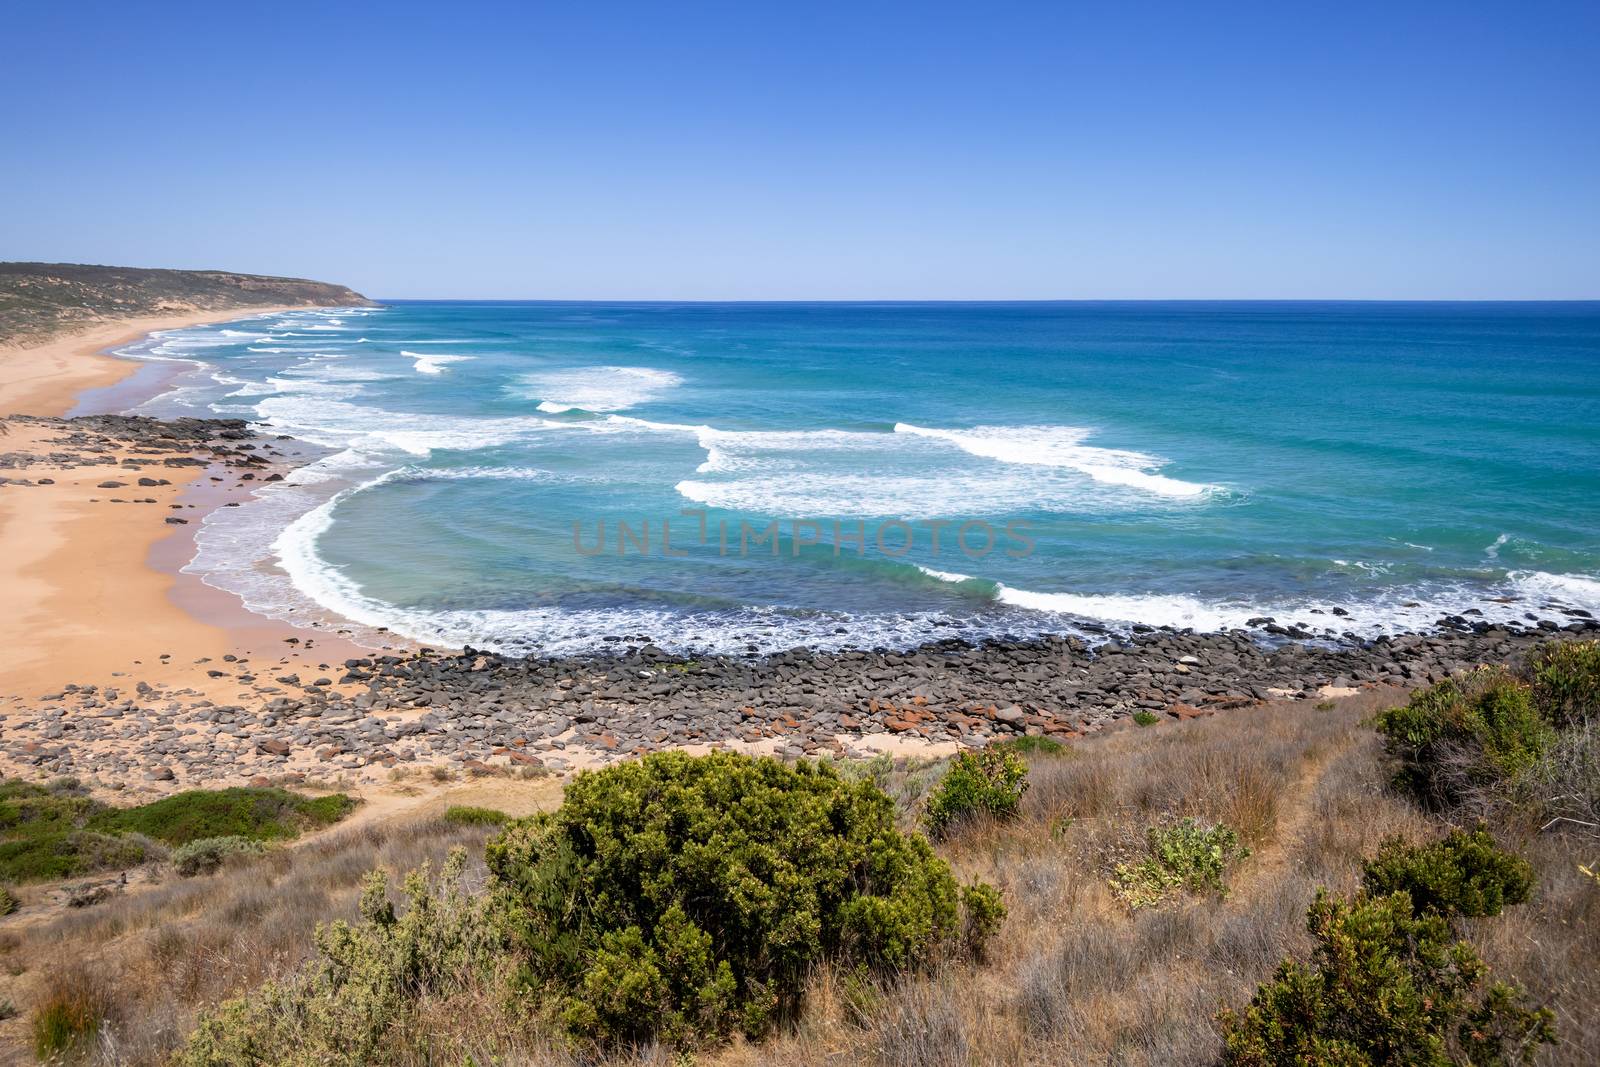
<box><xmin>2</xmin><ymin>1</ymin><xmax>1596</xmax><ymax>299</ymax></box>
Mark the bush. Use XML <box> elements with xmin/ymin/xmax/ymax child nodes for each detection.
<box><xmin>1524</xmin><ymin>638</ymin><xmax>1600</xmax><ymax>728</ymax></box>
<box><xmin>0</xmin><ymin>780</ymin><xmax>353</xmax><ymax>884</ymax></box>
<box><xmin>1132</xmin><ymin>709</ymin><xmax>1162</xmax><ymax>727</ymax></box>
<box><xmin>441</xmin><ymin>805</ymin><xmax>510</xmax><ymax>826</ymax></box>
<box><xmin>1112</xmin><ymin>818</ymin><xmax>1250</xmax><ymax>909</ymax></box>
<box><xmin>171</xmin><ymin>835</ymin><xmax>268</xmax><ymax>878</ymax></box>
<box><xmin>1361</xmin><ymin>828</ymin><xmax>1533</xmax><ymax>919</ymax></box>
<box><xmin>1219</xmin><ymin>889</ymin><xmax>1555</xmax><ymax>1066</ymax></box>
<box><xmin>0</xmin><ymin>885</ymin><xmax>16</xmax><ymax>915</ymax></box>
<box><xmin>90</xmin><ymin>787</ymin><xmax>356</xmax><ymax>845</ymax></box>
<box><xmin>1375</xmin><ymin>669</ymin><xmax>1555</xmax><ymax>811</ymax></box>
<box><xmin>0</xmin><ymin>828</ymin><xmax>154</xmax><ymax>883</ymax></box>
<box><xmin>486</xmin><ymin>751</ymin><xmax>1001</xmax><ymax>1049</ymax></box>
<box><xmin>177</xmin><ymin>849</ymin><xmax>498</xmax><ymax>1066</ymax></box>
<box><xmin>924</xmin><ymin>748</ymin><xmax>1029</xmax><ymax>838</ymax></box>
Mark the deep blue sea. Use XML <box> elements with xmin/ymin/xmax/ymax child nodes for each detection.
<box><xmin>111</xmin><ymin>301</ymin><xmax>1600</xmax><ymax>655</ymax></box>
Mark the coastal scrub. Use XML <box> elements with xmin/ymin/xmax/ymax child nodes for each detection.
<box><xmin>487</xmin><ymin>750</ymin><xmax>1003</xmax><ymax>1048</ymax></box>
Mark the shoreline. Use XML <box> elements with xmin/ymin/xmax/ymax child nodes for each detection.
<box><xmin>0</xmin><ymin>308</ymin><xmax>382</xmax><ymax>713</ymax></box>
<box><xmin>0</xmin><ymin>304</ymin><xmax>323</xmax><ymax>418</ymax></box>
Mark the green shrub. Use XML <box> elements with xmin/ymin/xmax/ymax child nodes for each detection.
<box><xmin>486</xmin><ymin>751</ymin><xmax>1001</xmax><ymax>1049</ymax></box>
<box><xmin>1132</xmin><ymin>709</ymin><xmax>1162</xmax><ymax>727</ymax></box>
<box><xmin>441</xmin><ymin>805</ymin><xmax>510</xmax><ymax>826</ymax></box>
<box><xmin>0</xmin><ymin>885</ymin><xmax>17</xmax><ymax>915</ymax></box>
<box><xmin>177</xmin><ymin>848</ymin><xmax>498</xmax><ymax>1067</ymax></box>
<box><xmin>171</xmin><ymin>835</ymin><xmax>268</xmax><ymax>878</ymax></box>
<box><xmin>1112</xmin><ymin>818</ymin><xmax>1250</xmax><ymax>909</ymax></box>
<box><xmin>0</xmin><ymin>780</ymin><xmax>353</xmax><ymax>884</ymax></box>
<box><xmin>924</xmin><ymin>748</ymin><xmax>1029</xmax><ymax>837</ymax></box>
<box><xmin>0</xmin><ymin>828</ymin><xmax>154</xmax><ymax>883</ymax></box>
<box><xmin>90</xmin><ymin>787</ymin><xmax>355</xmax><ymax>845</ymax></box>
<box><xmin>1361</xmin><ymin>828</ymin><xmax>1533</xmax><ymax>919</ymax></box>
<box><xmin>1524</xmin><ymin>638</ymin><xmax>1600</xmax><ymax>728</ymax></box>
<box><xmin>1375</xmin><ymin>669</ymin><xmax>1555</xmax><ymax>810</ymax></box>
<box><xmin>1219</xmin><ymin>889</ymin><xmax>1555</xmax><ymax>1066</ymax></box>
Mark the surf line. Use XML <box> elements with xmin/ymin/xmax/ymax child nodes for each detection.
<box><xmin>570</xmin><ymin>512</ymin><xmax>1037</xmax><ymax>560</ymax></box>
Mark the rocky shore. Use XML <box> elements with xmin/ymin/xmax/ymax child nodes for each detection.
<box><xmin>0</xmin><ymin>412</ymin><xmax>287</xmax><ymax>486</ymax></box>
<box><xmin>6</xmin><ymin>601</ymin><xmax>1595</xmax><ymax>786</ymax></box>
<box><xmin>3</xmin><ymin>414</ymin><xmax>1597</xmax><ymax>790</ymax></box>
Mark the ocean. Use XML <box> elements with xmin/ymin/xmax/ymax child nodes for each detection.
<box><xmin>106</xmin><ymin>300</ymin><xmax>1600</xmax><ymax>656</ymax></box>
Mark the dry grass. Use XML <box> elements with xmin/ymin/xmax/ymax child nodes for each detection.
<box><xmin>4</xmin><ymin>687</ymin><xmax>1595</xmax><ymax>1065</ymax></box>
<box><xmin>715</xmin><ymin>689</ymin><xmax>1595</xmax><ymax>1067</ymax></box>
<box><xmin>0</xmin><ymin>817</ymin><xmax>498</xmax><ymax>1064</ymax></box>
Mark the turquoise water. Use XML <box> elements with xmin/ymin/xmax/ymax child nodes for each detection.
<box><xmin>123</xmin><ymin>301</ymin><xmax>1600</xmax><ymax>654</ymax></box>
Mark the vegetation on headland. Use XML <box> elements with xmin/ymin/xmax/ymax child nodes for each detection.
<box><xmin>0</xmin><ymin>261</ymin><xmax>372</xmax><ymax>345</ymax></box>
<box><xmin>1</xmin><ymin>637</ymin><xmax>1596</xmax><ymax>1065</ymax></box>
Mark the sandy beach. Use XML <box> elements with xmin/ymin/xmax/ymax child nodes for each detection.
<box><xmin>0</xmin><ymin>310</ymin><xmax>372</xmax><ymax>707</ymax></box>
<box><xmin>0</xmin><ymin>306</ymin><xmax>316</xmax><ymax>419</ymax></box>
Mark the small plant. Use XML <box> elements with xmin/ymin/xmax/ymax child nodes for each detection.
<box><xmin>1361</xmin><ymin>827</ymin><xmax>1533</xmax><ymax>919</ymax></box>
<box><xmin>31</xmin><ymin>967</ymin><xmax>111</xmax><ymax>1060</ymax></box>
<box><xmin>1315</xmin><ymin>700</ymin><xmax>1336</xmax><ymax>711</ymax></box>
<box><xmin>1112</xmin><ymin>818</ymin><xmax>1250</xmax><ymax>909</ymax></box>
<box><xmin>0</xmin><ymin>885</ymin><xmax>17</xmax><ymax>915</ymax></box>
<box><xmin>1524</xmin><ymin>638</ymin><xmax>1600</xmax><ymax>727</ymax></box>
<box><xmin>1219</xmin><ymin>889</ymin><xmax>1555</xmax><ymax>1065</ymax></box>
<box><xmin>925</xmin><ymin>748</ymin><xmax>1029</xmax><ymax>837</ymax></box>
<box><xmin>171</xmin><ymin>835</ymin><xmax>268</xmax><ymax>878</ymax></box>
<box><xmin>441</xmin><ymin>805</ymin><xmax>510</xmax><ymax>826</ymax></box>
<box><xmin>995</xmin><ymin>735</ymin><xmax>1068</xmax><ymax>758</ymax></box>
<box><xmin>1132</xmin><ymin>710</ymin><xmax>1161</xmax><ymax>727</ymax></box>
<box><xmin>1375</xmin><ymin>668</ymin><xmax>1555</xmax><ymax>810</ymax></box>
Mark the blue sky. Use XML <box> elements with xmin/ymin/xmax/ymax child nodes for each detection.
<box><xmin>2</xmin><ymin>1</ymin><xmax>1596</xmax><ymax>299</ymax></box>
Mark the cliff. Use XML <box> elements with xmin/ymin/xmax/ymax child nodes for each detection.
<box><xmin>0</xmin><ymin>262</ymin><xmax>374</xmax><ymax>345</ymax></box>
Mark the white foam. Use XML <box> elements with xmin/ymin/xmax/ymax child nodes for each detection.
<box><xmin>894</xmin><ymin>422</ymin><xmax>1216</xmax><ymax>499</ymax></box>
<box><xmin>401</xmin><ymin>350</ymin><xmax>476</xmax><ymax>375</ymax></box>
<box><xmin>1510</xmin><ymin>570</ymin><xmax>1600</xmax><ymax>606</ymax></box>
<box><xmin>674</xmin><ymin>470</ymin><xmax>1088</xmax><ymax>517</ymax></box>
<box><xmin>253</xmin><ymin>395</ymin><xmax>557</xmax><ymax>458</ymax></box>
<box><xmin>386</xmin><ymin>464</ymin><xmax>555</xmax><ymax>482</ymax></box>
<box><xmin>915</xmin><ymin>564</ymin><xmax>981</xmax><ymax>584</ymax></box>
<box><xmin>510</xmin><ymin>366</ymin><xmax>683</xmax><ymax>412</ymax></box>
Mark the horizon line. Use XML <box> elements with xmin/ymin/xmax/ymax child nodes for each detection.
<box><xmin>369</xmin><ymin>296</ymin><xmax>1600</xmax><ymax>304</ymax></box>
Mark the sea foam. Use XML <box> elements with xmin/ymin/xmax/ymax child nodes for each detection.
<box><xmin>510</xmin><ymin>366</ymin><xmax>683</xmax><ymax>412</ymax></box>
<box><xmin>894</xmin><ymin>423</ymin><xmax>1217</xmax><ymax>499</ymax></box>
